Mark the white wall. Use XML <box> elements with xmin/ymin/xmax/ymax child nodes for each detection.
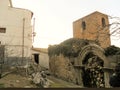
<box><xmin>32</xmin><ymin>50</ymin><xmax>49</xmax><ymax>69</ymax></box>
<box><xmin>39</xmin><ymin>52</ymin><xmax>49</xmax><ymax>69</ymax></box>
<box><xmin>0</xmin><ymin>0</ymin><xmax>33</xmax><ymax>58</ymax></box>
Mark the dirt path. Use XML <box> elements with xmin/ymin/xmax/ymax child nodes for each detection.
<box><xmin>0</xmin><ymin>73</ymin><xmax>82</xmax><ymax>88</ymax></box>
<box><xmin>0</xmin><ymin>72</ymin><xmax>37</xmax><ymax>88</ymax></box>
<box><xmin>47</xmin><ymin>76</ymin><xmax>82</xmax><ymax>88</ymax></box>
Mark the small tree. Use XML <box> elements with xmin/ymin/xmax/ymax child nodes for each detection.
<box><xmin>109</xmin><ymin>63</ymin><xmax>120</xmax><ymax>87</ymax></box>
<box><xmin>86</xmin><ymin>15</ymin><xmax>120</xmax><ymax>48</ymax></box>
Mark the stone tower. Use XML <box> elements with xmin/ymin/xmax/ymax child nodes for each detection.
<box><xmin>73</xmin><ymin>11</ymin><xmax>111</xmax><ymax>48</ymax></box>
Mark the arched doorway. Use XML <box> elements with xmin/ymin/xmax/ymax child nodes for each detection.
<box><xmin>82</xmin><ymin>53</ymin><xmax>105</xmax><ymax>88</ymax></box>
<box><xmin>75</xmin><ymin>44</ymin><xmax>110</xmax><ymax>88</ymax></box>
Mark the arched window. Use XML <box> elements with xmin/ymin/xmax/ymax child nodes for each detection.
<box><xmin>102</xmin><ymin>18</ymin><xmax>106</xmax><ymax>27</ymax></box>
<box><xmin>82</xmin><ymin>21</ymin><xmax>86</xmax><ymax>30</ymax></box>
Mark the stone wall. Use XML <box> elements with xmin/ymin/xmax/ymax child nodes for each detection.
<box><xmin>107</xmin><ymin>55</ymin><xmax>120</xmax><ymax>69</ymax></box>
<box><xmin>49</xmin><ymin>44</ymin><xmax>112</xmax><ymax>87</ymax></box>
<box><xmin>49</xmin><ymin>54</ymin><xmax>77</xmax><ymax>84</ymax></box>
<box><xmin>73</xmin><ymin>11</ymin><xmax>111</xmax><ymax>48</ymax></box>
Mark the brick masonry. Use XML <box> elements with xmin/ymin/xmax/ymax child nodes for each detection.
<box><xmin>73</xmin><ymin>11</ymin><xmax>111</xmax><ymax>48</ymax></box>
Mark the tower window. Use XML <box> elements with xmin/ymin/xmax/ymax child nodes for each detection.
<box><xmin>102</xmin><ymin>18</ymin><xmax>106</xmax><ymax>27</ymax></box>
<box><xmin>82</xmin><ymin>21</ymin><xmax>86</xmax><ymax>30</ymax></box>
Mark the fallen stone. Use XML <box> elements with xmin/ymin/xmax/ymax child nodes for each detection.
<box><xmin>16</xmin><ymin>80</ymin><xmax>20</xmax><ymax>83</ymax></box>
<box><xmin>32</xmin><ymin>71</ymin><xmax>50</xmax><ymax>88</ymax></box>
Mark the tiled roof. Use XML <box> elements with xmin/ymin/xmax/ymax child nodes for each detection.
<box><xmin>32</xmin><ymin>47</ymin><xmax>48</xmax><ymax>53</ymax></box>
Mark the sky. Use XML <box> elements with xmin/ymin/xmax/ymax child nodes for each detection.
<box><xmin>12</xmin><ymin>0</ymin><xmax>120</xmax><ymax>48</ymax></box>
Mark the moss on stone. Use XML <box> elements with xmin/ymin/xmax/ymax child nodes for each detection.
<box><xmin>48</xmin><ymin>38</ymin><xmax>99</xmax><ymax>57</ymax></box>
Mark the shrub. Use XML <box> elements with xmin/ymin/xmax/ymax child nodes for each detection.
<box><xmin>48</xmin><ymin>38</ymin><xmax>98</xmax><ymax>57</ymax></box>
<box><xmin>104</xmin><ymin>45</ymin><xmax>120</xmax><ymax>56</ymax></box>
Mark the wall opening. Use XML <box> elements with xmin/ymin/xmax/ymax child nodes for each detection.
<box><xmin>82</xmin><ymin>52</ymin><xmax>105</xmax><ymax>88</ymax></box>
<box><xmin>0</xmin><ymin>28</ymin><xmax>6</xmax><ymax>33</ymax></box>
<box><xmin>82</xmin><ymin>21</ymin><xmax>86</xmax><ymax>30</ymax></box>
<box><xmin>102</xmin><ymin>18</ymin><xmax>106</xmax><ymax>28</ymax></box>
<box><xmin>33</xmin><ymin>53</ymin><xmax>39</xmax><ymax>64</ymax></box>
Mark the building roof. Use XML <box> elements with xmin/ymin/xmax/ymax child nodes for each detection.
<box><xmin>73</xmin><ymin>11</ymin><xmax>108</xmax><ymax>23</ymax></box>
<box><xmin>32</xmin><ymin>47</ymin><xmax>48</xmax><ymax>53</ymax></box>
<box><xmin>10</xmin><ymin>0</ymin><xmax>33</xmax><ymax>18</ymax></box>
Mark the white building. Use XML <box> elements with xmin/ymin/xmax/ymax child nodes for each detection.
<box><xmin>0</xmin><ymin>0</ymin><xmax>33</xmax><ymax>66</ymax></box>
<box><xmin>32</xmin><ymin>48</ymin><xmax>49</xmax><ymax>69</ymax></box>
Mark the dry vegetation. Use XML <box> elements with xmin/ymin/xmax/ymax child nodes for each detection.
<box><xmin>48</xmin><ymin>38</ymin><xmax>99</xmax><ymax>57</ymax></box>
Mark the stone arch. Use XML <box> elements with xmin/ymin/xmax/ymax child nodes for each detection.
<box><xmin>75</xmin><ymin>44</ymin><xmax>110</xmax><ymax>87</ymax></box>
<box><xmin>78</xmin><ymin>44</ymin><xmax>109</xmax><ymax>67</ymax></box>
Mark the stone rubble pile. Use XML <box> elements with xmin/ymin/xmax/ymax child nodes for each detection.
<box><xmin>31</xmin><ymin>71</ymin><xmax>50</xmax><ymax>88</ymax></box>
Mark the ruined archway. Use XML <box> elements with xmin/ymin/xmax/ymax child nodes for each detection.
<box><xmin>75</xmin><ymin>44</ymin><xmax>110</xmax><ymax>88</ymax></box>
<box><xmin>82</xmin><ymin>52</ymin><xmax>105</xmax><ymax>88</ymax></box>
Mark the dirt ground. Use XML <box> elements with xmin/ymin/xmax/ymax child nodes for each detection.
<box><xmin>0</xmin><ymin>72</ymin><xmax>37</xmax><ymax>88</ymax></box>
<box><xmin>0</xmin><ymin>68</ymin><xmax>82</xmax><ymax>88</ymax></box>
<box><xmin>47</xmin><ymin>76</ymin><xmax>82</xmax><ymax>88</ymax></box>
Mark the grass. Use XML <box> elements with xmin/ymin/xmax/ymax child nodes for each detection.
<box><xmin>0</xmin><ymin>83</ymin><xmax>5</xmax><ymax>88</ymax></box>
<box><xmin>49</xmin><ymin>83</ymin><xmax>67</xmax><ymax>88</ymax></box>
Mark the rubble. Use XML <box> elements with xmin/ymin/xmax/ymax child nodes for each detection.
<box><xmin>31</xmin><ymin>71</ymin><xmax>50</xmax><ymax>88</ymax></box>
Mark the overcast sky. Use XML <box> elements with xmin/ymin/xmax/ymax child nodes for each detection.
<box><xmin>12</xmin><ymin>0</ymin><xmax>120</xmax><ymax>48</ymax></box>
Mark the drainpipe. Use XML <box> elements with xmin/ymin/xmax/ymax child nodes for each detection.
<box><xmin>22</xmin><ymin>18</ymin><xmax>25</xmax><ymax>65</ymax></box>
